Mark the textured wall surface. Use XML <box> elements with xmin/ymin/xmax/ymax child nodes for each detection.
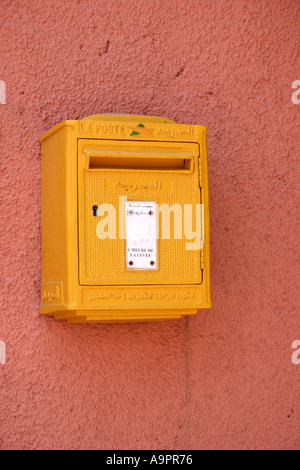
<box><xmin>0</xmin><ymin>0</ymin><xmax>300</xmax><ymax>450</ymax></box>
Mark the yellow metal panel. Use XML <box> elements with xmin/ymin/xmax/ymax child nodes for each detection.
<box><xmin>78</xmin><ymin>140</ymin><xmax>200</xmax><ymax>286</ymax></box>
<box><xmin>40</xmin><ymin>124</ymin><xmax>77</xmax><ymax>307</ymax></box>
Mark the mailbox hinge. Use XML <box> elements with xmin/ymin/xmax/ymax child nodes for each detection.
<box><xmin>198</xmin><ymin>157</ymin><xmax>202</xmax><ymax>188</ymax></box>
<box><xmin>200</xmin><ymin>247</ymin><xmax>204</xmax><ymax>270</ymax></box>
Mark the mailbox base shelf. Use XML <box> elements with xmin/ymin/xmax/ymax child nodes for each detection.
<box><xmin>39</xmin><ymin>283</ymin><xmax>211</xmax><ymax>323</ymax></box>
<box><xmin>40</xmin><ymin>309</ymin><xmax>199</xmax><ymax>323</ymax></box>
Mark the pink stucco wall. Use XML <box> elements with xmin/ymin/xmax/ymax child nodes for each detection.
<box><xmin>1</xmin><ymin>0</ymin><xmax>300</xmax><ymax>450</ymax></box>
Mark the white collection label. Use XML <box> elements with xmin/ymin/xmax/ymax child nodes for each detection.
<box><xmin>125</xmin><ymin>201</ymin><xmax>157</xmax><ymax>270</ymax></box>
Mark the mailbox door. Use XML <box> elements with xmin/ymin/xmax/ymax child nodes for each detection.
<box><xmin>78</xmin><ymin>139</ymin><xmax>202</xmax><ymax>286</ymax></box>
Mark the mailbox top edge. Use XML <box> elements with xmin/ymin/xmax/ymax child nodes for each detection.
<box><xmin>39</xmin><ymin>114</ymin><xmax>208</xmax><ymax>144</ymax></box>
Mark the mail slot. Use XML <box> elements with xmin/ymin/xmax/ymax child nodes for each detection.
<box><xmin>39</xmin><ymin>114</ymin><xmax>211</xmax><ymax>323</ymax></box>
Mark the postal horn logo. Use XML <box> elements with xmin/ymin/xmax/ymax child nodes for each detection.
<box><xmin>128</xmin><ymin>123</ymin><xmax>154</xmax><ymax>137</ymax></box>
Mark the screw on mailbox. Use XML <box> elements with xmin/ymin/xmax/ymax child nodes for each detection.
<box><xmin>129</xmin><ymin>261</ymin><xmax>134</xmax><ymax>266</ymax></box>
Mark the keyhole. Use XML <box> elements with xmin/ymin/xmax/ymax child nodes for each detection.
<box><xmin>93</xmin><ymin>206</ymin><xmax>98</xmax><ymax>217</ymax></box>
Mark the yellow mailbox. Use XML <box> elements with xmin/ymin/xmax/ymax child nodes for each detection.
<box><xmin>39</xmin><ymin>114</ymin><xmax>211</xmax><ymax>323</ymax></box>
